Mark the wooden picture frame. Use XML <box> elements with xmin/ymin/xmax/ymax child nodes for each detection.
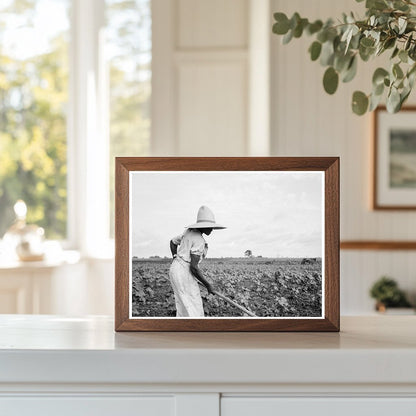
<box><xmin>115</xmin><ymin>157</ymin><xmax>339</xmax><ymax>332</ymax></box>
<box><xmin>373</xmin><ymin>106</ymin><xmax>416</xmax><ymax>210</ymax></box>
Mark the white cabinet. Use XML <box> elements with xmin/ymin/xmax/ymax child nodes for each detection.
<box><xmin>3</xmin><ymin>396</ymin><xmax>416</xmax><ymax>416</ymax></box>
<box><xmin>221</xmin><ymin>398</ymin><xmax>416</xmax><ymax>416</ymax></box>
<box><xmin>1</xmin><ymin>397</ymin><xmax>175</xmax><ymax>416</ymax></box>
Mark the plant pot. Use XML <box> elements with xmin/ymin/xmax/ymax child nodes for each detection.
<box><xmin>375</xmin><ymin>303</ymin><xmax>416</xmax><ymax>315</ymax></box>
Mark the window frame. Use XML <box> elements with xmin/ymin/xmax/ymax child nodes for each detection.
<box><xmin>67</xmin><ymin>0</ymin><xmax>111</xmax><ymax>257</ymax></box>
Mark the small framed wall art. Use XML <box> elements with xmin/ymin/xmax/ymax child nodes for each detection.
<box><xmin>374</xmin><ymin>106</ymin><xmax>416</xmax><ymax>209</ymax></box>
<box><xmin>115</xmin><ymin>157</ymin><xmax>339</xmax><ymax>332</ymax></box>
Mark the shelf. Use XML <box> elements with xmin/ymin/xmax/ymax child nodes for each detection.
<box><xmin>341</xmin><ymin>241</ymin><xmax>416</xmax><ymax>250</ymax></box>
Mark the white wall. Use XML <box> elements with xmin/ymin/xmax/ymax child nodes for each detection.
<box><xmin>271</xmin><ymin>0</ymin><xmax>416</xmax><ymax>313</ymax></box>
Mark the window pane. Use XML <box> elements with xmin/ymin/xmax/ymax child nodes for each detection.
<box><xmin>0</xmin><ymin>0</ymin><xmax>70</xmax><ymax>239</ymax></box>
<box><xmin>106</xmin><ymin>0</ymin><xmax>151</xmax><ymax>237</ymax></box>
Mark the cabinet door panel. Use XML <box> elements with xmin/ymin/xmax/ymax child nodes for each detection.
<box><xmin>222</xmin><ymin>397</ymin><xmax>416</xmax><ymax>416</ymax></box>
<box><xmin>0</xmin><ymin>396</ymin><xmax>174</xmax><ymax>416</ymax></box>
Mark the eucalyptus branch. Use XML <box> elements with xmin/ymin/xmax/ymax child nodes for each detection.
<box><xmin>272</xmin><ymin>0</ymin><xmax>416</xmax><ymax>115</ymax></box>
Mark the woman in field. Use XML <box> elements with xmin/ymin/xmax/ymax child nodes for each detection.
<box><xmin>169</xmin><ymin>205</ymin><xmax>226</xmax><ymax>317</ymax></box>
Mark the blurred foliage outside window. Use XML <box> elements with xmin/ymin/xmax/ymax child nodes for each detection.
<box><xmin>0</xmin><ymin>0</ymin><xmax>151</xmax><ymax>241</ymax></box>
<box><xmin>107</xmin><ymin>0</ymin><xmax>151</xmax><ymax>237</ymax></box>
<box><xmin>0</xmin><ymin>0</ymin><xmax>70</xmax><ymax>239</ymax></box>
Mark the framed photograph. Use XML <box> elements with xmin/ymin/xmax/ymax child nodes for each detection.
<box><xmin>374</xmin><ymin>106</ymin><xmax>416</xmax><ymax>209</ymax></box>
<box><xmin>115</xmin><ymin>157</ymin><xmax>339</xmax><ymax>332</ymax></box>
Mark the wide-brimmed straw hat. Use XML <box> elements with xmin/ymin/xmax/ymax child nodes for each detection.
<box><xmin>186</xmin><ymin>206</ymin><xmax>226</xmax><ymax>229</ymax></box>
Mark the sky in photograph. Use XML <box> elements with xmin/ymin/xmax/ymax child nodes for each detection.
<box><xmin>130</xmin><ymin>171</ymin><xmax>324</xmax><ymax>258</ymax></box>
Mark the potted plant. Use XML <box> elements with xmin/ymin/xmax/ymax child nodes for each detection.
<box><xmin>369</xmin><ymin>276</ymin><xmax>414</xmax><ymax>313</ymax></box>
<box><xmin>272</xmin><ymin>0</ymin><xmax>416</xmax><ymax>115</ymax></box>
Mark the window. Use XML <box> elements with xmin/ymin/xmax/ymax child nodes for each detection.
<box><xmin>0</xmin><ymin>0</ymin><xmax>151</xmax><ymax>252</ymax></box>
<box><xmin>106</xmin><ymin>0</ymin><xmax>151</xmax><ymax>237</ymax></box>
<box><xmin>0</xmin><ymin>0</ymin><xmax>70</xmax><ymax>239</ymax></box>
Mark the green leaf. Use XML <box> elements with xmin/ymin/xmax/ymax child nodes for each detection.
<box><xmin>282</xmin><ymin>29</ymin><xmax>293</xmax><ymax>44</ymax></box>
<box><xmin>391</xmin><ymin>47</ymin><xmax>399</xmax><ymax>59</ymax></box>
<box><xmin>342</xmin><ymin>56</ymin><xmax>357</xmax><ymax>82</ymax></box>
<box><xmin>342</xmin><ymin>25</ymin><xmax>359</xmax><ymax>53</ymax></box>
<box><xmin>273</xmin><ymin>13</ymin><xmax>290</xmax><ymax>35</ymax></box>
<box><xmin>360</xmin><ymin>37</ymin><xmax>375</xmax><ymax>48</ymax></box>
<box><xmin>369</xmin><ymin>92</ymin><xmax>383</xmax><ymax>111</ymax></box>
<box><xmin>398</xmin><ymin>17</ymin><xmax>407</xmax><ymax>34</ymax></box>
<box><xmin>323</xmin><ymin>67</ymin><xmax>339</xmax><ymax>94</ymax></box>
<box><xmin>393</xmin><ymin>0</ymin><xmax>410</xmax><ymax>11</ymax></box>
<box><xmin>390</xmin><ymin>21</ymin><xmax>400</xmax><ymax>34</ymax></box>
<box><xmin>320</xmin><ymin>40</ymin><xmax>335</xmax><ymax>66</ymax></box>
<box><xmin>400</xmin><ymin>87</ymin><xmax>411</xmax><ymax>106</ymax></box>
<box><xmin>359</xmin><ymin>44</ymin><xmax>375</xmax><ymax>61</ymax></box>
<box><xmin>290</xmin><ymin>12</ymin><xmax>301</xmax><ymax>30</ymax></box>
<box><xmin>386</xmin><ymin>87</ymin><xmax>401</xmax><ymax>112</ymax></box>
<box><xmin>307</xmin><ymin>20</ymin><xmax>323</xmax><ymax>35</ymax></box>
<box><xmin>366</xmin><ymin>0</ymin><xmax>388</xmax><ymax>10</ymax></box>
<box><xmin>372</xmin><ymin>67</ymin><xmax>389</xmax><ymax>86</ymax></box>
<box><xmin>334</xmin><ymin>52</ymin><xmax>351</xmax><ymax>72</ymax></box>
<box><xmin>377</xmin><ymin>13</ymin><xmax>389</xmax><ymax>25</ymax></box>
<box><xmin>293</xmin><ymin>18</ymin><xmax>308</xmax><ymax>38</ymax></box>
<box><xmin>408</xmin><ymin>63</ymin><xmax>416</xmax><ymax>77</ymax></box>
<box><xmin>309</xmin><ymin>41</ymin><xmax>322</xmax><ymax>61</ymax></box>
<box><xmin>317</xmin><ymin>30</ymin><xmax>328</xmax><ymax>43</ymax></box>
<box><xmin>399</xmin><ymin>49</ymin><xmax>408</xmax><ymax>63</ymax></box>
<box><xmin>359</xmin><ymin>37</ymin><xmax>377</xmax><ymax>61</ymax></box>
<box><xmin>396</xmin><ymin>79</ymin><xmax>404</xmax><ymax>89</ymax></box>
<box><xmin>383</xmin><ymin>37</ymin><xmax>396</xmax><ymax>50</ymax></box>
<box><xmin>352</xmin><ymin>91</ymin><xmax>369</xmax><ymax>115</ymax></box>
<box><xmin>350</xmin><ymin>32</ymin><xmax>361</xmax><ymax>49</ymax></box>
<box><xmin>405</xmin><ymin>34</ymin><xmax>413</xmax><ymax>51</ymax></box>
<box><xmin>393</xmin><ymin>63</ymin><xmax>404</xmax><ymax>79</ymax></box>
<box><xmin>374</xmin><ymin>82</ymin><xmax>385</xmax><ymax>96</ymax></box>
<box><xmin>333</xmin><ymin>35</ymin><xmax>341</xmax><ymax>51</ymax></box>
<box><xmin>408</xmin><ymin>69</ymin><xmax>416</xmax><ymax>89</ymax></box>
<box><xmin>409</xmin><ymin>45</ymin><xmax>416</xmax><ymax>60</ymax></box>
<box><xmin>325</xmin><ymin>27</ymin><xmax>339</xmax><ymax>42</ymax></box>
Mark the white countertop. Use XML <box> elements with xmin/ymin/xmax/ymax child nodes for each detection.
<box><xmin>0</xmin><ymin>315</ymin><xmax>415</xmax><ymax>386</ymax></box>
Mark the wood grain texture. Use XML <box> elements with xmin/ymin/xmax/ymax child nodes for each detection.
<box><xmin>325</xmin><ymin>158</ymin><xmax>340</xmax><ymax>331</ymax></box>
<box><xmin>115</xmin><ymin>157</ymin><xmax>340</xmax><ymax>332</ymax></box>
<box><xmin>116</xmin><ymin>156</ymin><xmax>338</xmax><ymax>171</ymax></box>
<box><xmin>341</xmin><ymin>241</ymin><xmax>416</xmax><ymax>250</ymax></box>
<box><xmin>115</xmin><ymin>160</ymin><xmax>130</xmax><ymax>330</ymax></box>
<box><xmin>373</xmin><ymin>106</ymin><xmax>416</xmax><ymax>210</ymax></box>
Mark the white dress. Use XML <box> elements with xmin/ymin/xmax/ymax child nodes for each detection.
<box><xmin>169</xmin><ymin>229</ymin><xmax>208</xmax><ymax>317</ymax></box>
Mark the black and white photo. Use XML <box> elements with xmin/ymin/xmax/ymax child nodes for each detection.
<box><xmin>130</xmin><ymin>171</ymin><xmax>324</xmax><ymax>319</ymax></box>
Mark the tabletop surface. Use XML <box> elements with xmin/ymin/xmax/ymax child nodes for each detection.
<box><xmin>0</xmin><ymin>315</ymin><xmax>415</xmax><ymax>385</ymax></box>
<box><xmin>0</xmin><ymin>314</ymin><xmax>415</xmax><ymax>350</ymax></box>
